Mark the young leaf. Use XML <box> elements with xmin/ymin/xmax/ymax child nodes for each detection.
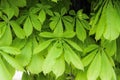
<box><xmin>15</xmin><ymin>38</ymin><xmax>32</xmax><ymax>66</ymax></box>
<box><xmin>62</xmin><ymin>31</ymin><xmax>75</xmax><ymax>38</ymax></box>
<box><xmin>83</xmin><ymin>44</ymin><xmax>98</xmax><ymax>54</ymax></box>
<box><xmin>0</xmin><ymin>22</ymin><xmax>6</xmax><ymax>38</ymax></box>
<box><xmin>0</xmin><ymin>57</ymin><xmax>12</xmax><ymax>80</ymax></box>
<box><xmin>38</xmin><ymin>10</ymin><xmax>46</xmax><ymax>24</ymax></box>
<box><xmin>42</xmin><ymin>42</ymin><xmax>63</xmax><ymax>74</ymax></box>
<box><xmin>76</xmin><ymin>19</ymin><xmax>86</xmax><ymax>42</ymax></box>
<box><xmin>10</xmin><ymin>21</ymin><xmax>25</xmax><ymax>39</ymax></box>
<box><xmin>23</xmin><ymin>17</ymin><xmax>33</xmax><ymax>37</ymax></box>
<box><xmin>27</xmin><ymin>54</ymin><xmax>44</xmax><ymax>74</ymax></box>
<box><xmin>64</xmin><ymin>43</ymin><xmax>84</xmax><ymax>70</ymax></box>
<box><xmin>34</xmin><ymin>39</ymin><xmax>54</xmax><ymax>54</ymax></box>
<box><xmin>0</xmin><ymin>25</ymin><xmax>12</xmax><ymax>46</ymax></box>
<box><xmin>64</xmin><ymin>39</ymin><xmax>83</xmax><ymax>52</ymax></box>
<box><xmin>100</xmin><ymin>51</ymin><xmax>113</xmax><ymax>80</ymax></box>
<box><xmin>30</xmin><ymin>15</ymin><xmax>42</xmax><ymax>31</ymax></box>
<box><xmin>39</xmin><ymin>32</ymin><xmax>55</xmax><ymax>38</ymax></box>
<box><xmin>1</xmin><ymin>52</ymin><xmax>24</xmax><ymax>71</ymax></box>
<box><xmin>87</xmin><ymin>51</ymin><xmax>101</xmax><ymax>80</ymax></box>
<box><xmin>82</xmin><ymin>50</ymin><xmax>97</xmax><ymax>67</ymax></box>
<box><xmin>12</xmin><ymin>38</ymin><xmax>26</xmax><ymax>49</ymax></box>
<box><xmin>0</xmin><ymin>46</ymin><xmax>21</xmax><ymax>55</ymax></box>
<box><xmin>52</xmin><ymin>55</ymin><xmax>65</xmax><ymax>78</ymax></box>
<box><xmin>75</xmin><ymin>71</ymin><xmax>87</xmax><ymax>80</ymax></box>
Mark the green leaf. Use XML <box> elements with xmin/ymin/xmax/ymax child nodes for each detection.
<box><xmin>75</xmin><ymin>71</ymin><xmax>87</xmax><ymax>80</ymax></box>
<box><xmin>1</xmin><ymin>52</ymin><xmax>24</xmax><ymax>71</ymax></box>
<box><xmin>64</xmin><ymin>43</ymin><xmax>84</xmax><ymax>70</ymax></box>
<box><xmin>65</xmin><ymin>39</ymin><xmax>83</xmax><ymax>52</ymax></box>
<box><xmin>3</xmin><ymin>7</ymin><xmax>14</xmax><ymax>20</ymax></box>
<box><xmin>0</xmin><ymin>22</ymin><xmax>6</xmax><ymax>38</ymax></box>
<box><xmin>42</xmin><ymin>42</ymin><xmax>63</xmax><ymax>74</ymax></box>
<box><xmin>83</xmin><ymin>44</ymin><xmax>98</xmax><ymax>54</ymax></box>
<box><xmin>24</xmin><ymin>17</ymin><xmax>33</xmax><ymax>37</ymax></box>
<box><xmin>52</xmin><ymin>55</ymin><xmax>65</xmax><ymax>78</ymax></box>
<box><xmin>30</xmin><ymin>15</ymin><xmax>42</xmax><ymax>31</ymax></box>
<box><xmin>82</xmin><ymin>50</ymin><xmax>97</xmax><ymax>66</ymax></box>
<box><xmin>61</xmin><ymin>8</ymin><xmax>67</xmax><ymax>16</ymax></box>
<box><xmin>34</xmin><ymin>39</ymin><xmax>54</xmax><ymax>54</ymax></box>
<box><xmin>76</xmin><ymin>19</ymin><xmax>86</xmax><ymax>42</ymax></box>
<box><xmin>39</xmin><ymin>10</ymin><xmax>46</xmax><ymax>24</ymax></box>
<box><xmin>0</xmin><ymin>25</ymin><xmax>12</xmax><ymax>46</ymax></box>
<box><xmin>12</xmin><ymin>38</ymin><xmax>26</xmax><ymax>49</ymax></box>
<box><xmin>87</xmin><ymin>51</ymin><xmax>101</xmax><ymax>80</ymax></box>
<box><xmin>15</xmin><ymin>38</ymin><xmax>32</xmax><ymax>66</ymax></box>
<box><xmin>103</xmin><ymin>1</ymin><xmax>119</xmax><ymax>40</ymax></box>
<box><xmin>13</xmin><ymin>0</ymin><xmax>26</xmax><ymax>7</ymax></box>
<box><xmin>0</xmin><ymin>57</ymin><xmax>12</xmax><ymax>80</ymax></box>
<box><xmin>10</xmin><ymin>21</ymin><xmax>25</xmax><ymax>39</ymax></box>
<box><xmin>39</xmin><ymin>32</ymin><xmax>55</xmax><ymax>38</ymax></box>
<box><xmin>27</xmin><ymin>54</ymin><xmax>44</xmax><ymax>74</ymax></box>
<box><xmin>62</xmin><ymin>31</ymin><xmax>75</xmax><ymax>38</ymax></box>
<box><xmin>0</xmin><ymin>46</ymin><xmax>21</xmax><ymax>55</ymax></box>
<box><xmin>100</xmin><ymin>50</ymin><xmax>114</xmax><ymax>80</ymax></box>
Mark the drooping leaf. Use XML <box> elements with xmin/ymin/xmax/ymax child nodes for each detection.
<box><xmin>34</xmin><ymin>39</ymin><xmax>54</xmax><ymax>54</ymax></box>
<box><xmin>87</xmin><ymin>51</ymin><xmax>101</xmax><ymax>80</ymax></box>
<box><xmin>27</xmin><ymin>54</ymin><xmax>44</xmax><ymax>74</ymax></box>
<box><xmin>0</xmin><ymin>57</ymin><xmax>12</xmax><ymax>80</ymax></box>
<box><xmin>0</xmin><ymin>22</ymin><xmax>6</xmax><ymax>38</ymax></box>
<box><xmin>52</xmin><ymin>55</ymin><xmax>65</xmax><ymax>78</ymax></box>
<box><xmin>100</xmin><ymin>50</ymin><xmax>114</xmax><ymax>80</ymax></box>
<box><xmin>64</xmin><ymin>43</ymin><xmax>84</xmax><ymax>70</ymax></box>
<box><xmin>76</xmin><ymin>19</ymin><xmax>86</xmax><ymax>42</ymax></box>
<box><xmin>0</xmin><ymin>46</ymin><xmax>21</xmax><ymax>55</ymax></box>
<box><xmin>1</xmin><ymin>52</ymin><xmax>24</xmax><ymax>71</ymax></box>
<box><xmin>75</xmin><ymin>71</ymin><xmax>87</xmax><ymax>80</ymax></box>
<box><xmin>65</xmin><ymin>39</ymin><xmax>83</xmax><ymax>52</ymax></box>
<box><xmin>82</xmin><ymin>50</ymin><xmax>97</xmax><ymax>66</ymax></box>
<box><xmin>42</xmin><ymin>42</ymin><xmax>63</xmax><ymax>74</ymax></box>
<box><xmin>30</xmin><ymin>14</ymin><xmax>42</xmax><ymax>31</ymax></box>
<box><xmin>0</xmin><ymin>25</ymin><xmax>12</xmax><ymax>46</ymax></box>
<box><xmin>15</xmin><ymin>38</ymin><xmax>32</xmax><ymax>66</ymax></box>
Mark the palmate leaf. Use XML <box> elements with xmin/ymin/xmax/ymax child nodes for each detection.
<box><xmin>30</xmin><ymin>14</ymin><xmax>42</xmax><ymax>31</ymax></box>
<box><xmin>1</xmin><ymin>52</ymin><xmax>24</xmax><ymax>71</ymax></box>
<box><xmin>27</xmin><ymin>54</ymin><xmax>44</xmax><ymax>74</ymax></box>
<box><xmin>15</xmin><ymin>38</ymin><xmax>32</xmax><ymax>66</ymax></box>
<box><xmin>23</xmin><ymin>17</ymin><xmax>33</xmax><ymax>37</ymax></box>
<box><xmin>10</xmin><ymin>21</ymin><xmax>25</xmax><ymax>39</ymax></box>
<box><xmin>42</xmin><ymin>42</ymin><xmax>63</xmax><ymax>74</ymax></box>
<box><xmin>10</xmin><ymin>0</ymin><xmax>26</xmax><ymax>7</ymax></box>
<box><xmin>38</xmin><ymin>9</ymin><xmax>46</xmax><ymax>24</ymax></box>
<box><xmin>0</xmin><ymin>22</ymin><xmax>6</xmax><ymax>38</ymax></box>
<box><xmin>62</xmin><ymin>16</ymin><xmax>74</xmax><ymax>31</ymax></box>
<box><xmin>64</xmin><ymin>39</ymin><xmax>83</xmax><ymax>52</ymax></box>
<box><xmin>76</xmin><ymin>19</ymin><xmax>86</xmax><ymax>42</ymax></box>
<box><xmin>52</xmin><ymin>55</ymin><xmax>65</xmax><ymax>78</ymax></box>
<box><xmin>103</xmin><ymin>0</ymin><xmax>119</xmax><ymax>40</ymax></box>
<box><xmin>82</xmin><ymin>49</ymin><xmax>97</xmax><ymax>67</ymax></box>
<box><xmin>0</xmin><ymin>57</ymin><xmax>12</xmax><ymax>80</ymax></box>
<box><xmin>64</xmin><ymin>43</ymin><xmax>84</xmax><ymax>70</ymax></box>
<box><xmin>99</xmin><ymin>50</ymin><xmax>115</xmax><ymax>80</ymax></box>
<box><xmin>75</xmin><ymin>71</ymin><xmax>87</xmax><ymax>80</ymax></box>
<box><xmin>0</xmin><ymin>46</ymin><xmax>21</xmax><ymax>55</ymax></box>
<box><xmin>0</xmin><ymin>25</ymin><xmax>12</xmax><ymax>46</ymax></box>
<box><xmin>34</xmin><ymin>39</ymin><xmax>54</xmax><ymax>54</ymax></box>
<box><xmin>87</xmin><ymin>51</ymin><xmax>101</xmax><ymax>80</ymax></box>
